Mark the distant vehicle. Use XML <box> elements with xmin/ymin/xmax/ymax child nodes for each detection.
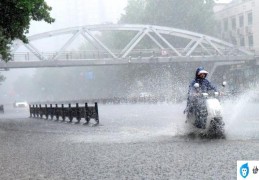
<box><xmin>13</xmin><ymin>101</ymin><xmax>29</xmax><ymax>108</ymax></box>
<box><xmin>139</xmin><ymin>92</ymin><xmax>153</xmax><ymax>98</ymax></box>
<box><xmin>0</xmin><ymin>104</ymin><xmax>4</xmax><ymax>113</ymax></box>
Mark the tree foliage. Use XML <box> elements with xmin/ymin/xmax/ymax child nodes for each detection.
<box><xmin>101</xmin><ymin>0</ymin><xmax>216</xmax><ymax>51</ymax></box>
<box><xmin>120</xmin><ymin>0</ymin><xmax>215</xmax><ymax>35</ymax></box>
<box><xmin>0</xmin><ymin>0</ymin><xmax>54</xmax><ymax>61</ymax></box>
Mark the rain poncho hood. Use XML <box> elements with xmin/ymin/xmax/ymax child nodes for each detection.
<box><xmin>195</xmin><ymin>67</ymin><xmax>208</xmax><ymax>78</ymax></box>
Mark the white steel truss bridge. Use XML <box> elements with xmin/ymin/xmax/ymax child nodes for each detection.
<box><xmin>0</xmin><ymin>24</ymin><xmax>256</xmax><ymax>69</ymax></box>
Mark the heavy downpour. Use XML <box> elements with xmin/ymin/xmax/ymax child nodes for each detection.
<box><xmin>0</xmin><ymin>0</ymin><xmax>259</xmax><ymax>179</ymax></box>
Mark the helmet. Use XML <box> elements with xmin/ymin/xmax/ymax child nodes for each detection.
<box><xmin>196</xmin><ymin>67</ymin><xmax>208</xmax><ymax>77</ymax></box>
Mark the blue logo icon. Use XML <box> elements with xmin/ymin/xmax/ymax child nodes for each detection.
<box><xmin>240</xmin><ymin>163</ymin><xmax>249</xmax><ymax>178</ymax></box>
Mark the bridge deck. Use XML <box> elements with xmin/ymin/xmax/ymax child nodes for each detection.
<box><xmin>0</xmin><ymin>55</ymin><xmax>255</xmax><ymax>69</ymax></box>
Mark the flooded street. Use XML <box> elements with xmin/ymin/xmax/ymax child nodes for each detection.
<box><xmin>1</xmin><ymin>0</ymin><xmax>259</xmax><ymax>179</ymax></box>
<box><xmin>0</xmin><ymin>100</ymin><xmax>259</xmax><ymax>179</ymax></box>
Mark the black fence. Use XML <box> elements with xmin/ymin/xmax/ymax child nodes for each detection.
<box><xmin>29</xmin><ymin>102</ymin><xmax>99</xmax><ymax>125</ymax></box>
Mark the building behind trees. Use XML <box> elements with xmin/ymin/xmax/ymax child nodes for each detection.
<box><xmin>214</xmin><ymin>0</ymin><xmax>259</xmax><ymax>55</ymax></box>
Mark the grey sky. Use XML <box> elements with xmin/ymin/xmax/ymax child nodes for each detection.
<box><xmin>29</xmin><ymin>0</ymin><xmax>128</xmax><ymax>35</ymax></box>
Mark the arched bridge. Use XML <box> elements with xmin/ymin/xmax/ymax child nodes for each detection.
<box><xmin>0</xmin><ymin>24</ymin><xmax>256</xmax><ymax>69</ymax></box>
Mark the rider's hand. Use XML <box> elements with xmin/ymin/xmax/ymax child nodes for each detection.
<box><xmin>190</xmin><ymin>92</ymin><xmax>199</xmax><ymax>97</ymax></box>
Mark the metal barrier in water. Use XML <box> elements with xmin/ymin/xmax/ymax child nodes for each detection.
<box><xmin>29</xmin><ymin>102</ymin><xmax>99</xmax><ymax>125</ymax></box>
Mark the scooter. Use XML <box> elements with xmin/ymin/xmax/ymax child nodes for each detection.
<box><xmin>185</xmin><ymin>82</ymin><xmax>226</xmax><ymax>138</ymax></box>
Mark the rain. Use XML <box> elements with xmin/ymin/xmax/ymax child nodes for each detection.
<box><xmin>0</xmin><ymin>0</ymin><xmax>259</xmax><ymax>179</ymax></box>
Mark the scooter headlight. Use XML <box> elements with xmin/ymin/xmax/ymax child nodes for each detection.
<box><xmin>202</xmin><ymin>93</ymin><xmax>208</xmax><ymax>97</ymax></box>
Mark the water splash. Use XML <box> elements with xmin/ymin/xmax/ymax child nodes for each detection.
<box><xmin>223</xmin><ymin>88</ymin><xmax>259</xmax><ymax>140</ymax></box>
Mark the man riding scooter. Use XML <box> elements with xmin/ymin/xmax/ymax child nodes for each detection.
<box><xmin>184</xmin><ymin>67</ymin><xmax>218</xmax><ymax>129</ymax></box>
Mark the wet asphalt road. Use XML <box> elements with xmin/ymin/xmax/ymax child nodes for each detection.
<box><xmin>0</xmin><ymin>101</ymin><xmax>259</xmax><ymax>180</ymax></box>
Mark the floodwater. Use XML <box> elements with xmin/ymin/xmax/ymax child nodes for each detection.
<box><xmin>2</xmin><ymin>97</ymin><xmax>259</xmax><ymax>143</ymax></box>
<box><xmin>1</xmin><ymin>97</ymin><xmax>259</xmax><ymax>179</ymax></box>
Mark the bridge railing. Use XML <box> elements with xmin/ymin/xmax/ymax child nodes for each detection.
<box><xmin>11</xmin><ymin>47</ymin><xmax>248</xmax><ymax>61</ymax></box>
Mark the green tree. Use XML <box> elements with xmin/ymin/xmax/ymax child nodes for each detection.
<box><xmin>120</xmin><ymin>0</ymin><xmax>215</xmax><ymax>35</ymax></box>
<box><xmin>119</xmin><ymin>0</ymin><xmax>146</xmax><ymax>24</ymax></box>
<box><xmin>0</xmin><ymin>0</ymin><xmax>54</xmax><ymax>62</ymax></box>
